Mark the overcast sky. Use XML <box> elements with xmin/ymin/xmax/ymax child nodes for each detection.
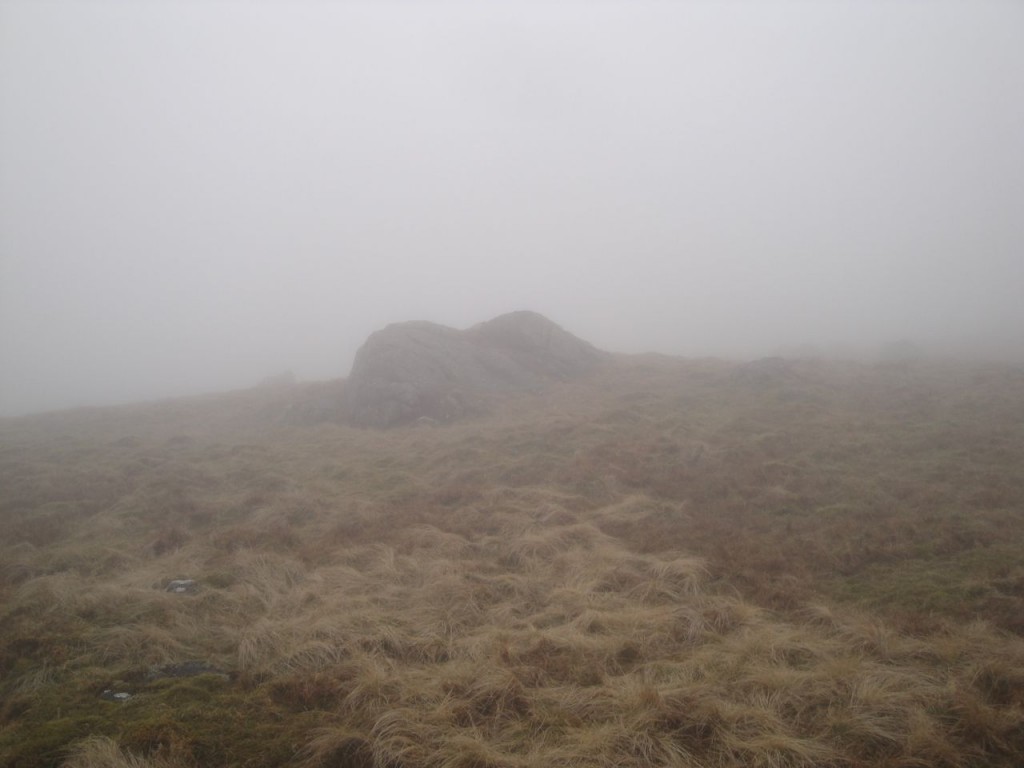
<box><xmin>1</xmin><ymin>1</ymin><xmax>1022</xmax><ymax>415</ymax></box>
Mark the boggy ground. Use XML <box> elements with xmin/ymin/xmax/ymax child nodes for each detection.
<box><xmin>2</xmin><ymin>355</ymin><xmax>1024</xmax><ymax>767</ymax></box>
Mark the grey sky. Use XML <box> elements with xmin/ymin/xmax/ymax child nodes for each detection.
<box><xmin>1</xmin><ymin>1</ymin><xmax>1022</xmax><ymax>416</ymax></box>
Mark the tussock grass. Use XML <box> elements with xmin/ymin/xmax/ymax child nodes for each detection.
<box><xmin>2</xmin><ymin>357</ymin><xmax>1024</xmax><ymax>766</ymax></box>
<box><xmin>62</xmin><ymin>736</ymin><xmax>185</xmax><ymax>768</ymax></box>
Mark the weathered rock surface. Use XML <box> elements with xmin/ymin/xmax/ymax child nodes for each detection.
<box><xmin>469</xmin><ymin>311</ymin><xmax>607</xmax><ymax>380</ymax></box>
<box><xmin>345</xmin><ymin>311</ymin><xmax>606</xmax><ymax>427</ymax></box>
<box><xmin>165</xmin><ymin>578</ymin><xmax>198</xmax><ymax>594</ymax></box>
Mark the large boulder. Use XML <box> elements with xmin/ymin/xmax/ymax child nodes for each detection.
<box><xmin>468</xmin><ymin>311</ymin><xmax>607</xmax><ymax>379</ymax></box>
<box><xmin>345</xmin><ymin>311</ymin><xmax>605</xmax><ymax>427</ymax></box>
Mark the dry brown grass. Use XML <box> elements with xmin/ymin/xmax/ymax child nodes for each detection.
<box><xmin>1</xmin><ymin>357</ymin><xmax>1024</xmax><ymax>767</ymax></box>
<box><xmin>61</xmin><ymin>737</ymin><xmax>186</xmax><ymax>768</ymax></box>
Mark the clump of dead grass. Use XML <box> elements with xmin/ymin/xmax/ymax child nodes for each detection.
<box><xmin>62</xmin><ymin>736</ymin><xmax>185</xmax><ymax>768</ymax></box>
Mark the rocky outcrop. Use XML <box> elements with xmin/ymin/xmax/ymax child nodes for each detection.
<box><xmin>468</xmin><ymin>311</ymin><xmax>607</xmax><ymax>380</ymax></box>
<box><xmin>345</xmin><ymin>311</ymin><xmax>605</xmax><ymax>427</ymax></box>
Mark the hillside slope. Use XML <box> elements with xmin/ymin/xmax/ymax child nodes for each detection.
<box><xmin>2</xmin><ymin>356</ymin><xmax>1024</xmax><ymax>767</ymax></box>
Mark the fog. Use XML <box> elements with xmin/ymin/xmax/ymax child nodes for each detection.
<box><xmin>1</xmin><ymin>1</ymin><xmax>1022</xmax><ymax>416</ymax></box>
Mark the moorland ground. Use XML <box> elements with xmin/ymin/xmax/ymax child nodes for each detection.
<box><xmin>2</xmin><ymin>355</ymin><xmax>1024</xmax><ymax>767</ymax></box>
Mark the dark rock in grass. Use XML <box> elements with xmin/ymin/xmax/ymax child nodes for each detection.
<box><xmin>165</xmin><ymin>578</ymin><xmax>198</xmax><ymax>594</ymax></box>
<box><xmin>346</xmin><ymin>311</ymin><xmax>606</xmax><ymax>427</ymax></box>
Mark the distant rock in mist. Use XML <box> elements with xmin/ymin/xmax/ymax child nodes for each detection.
<box><xmin>345</xmin><ymin>311</ymin><xmax>607</xmax><ymax>427</ymax></box>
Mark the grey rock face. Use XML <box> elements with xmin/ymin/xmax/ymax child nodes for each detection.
<box><xmin>469</xmin><ymin>311</ymin><xmax>606</xmax><ymax>379</ymax></box>
<box><xmin>166</xmin><ymin>579</ymin><xmax>198</xmax><ymax>594</ymax></box>
<box><xmin>346</xmin><ymin>311</ymin><xmax>605</xmax><ymax>428</ymax></box>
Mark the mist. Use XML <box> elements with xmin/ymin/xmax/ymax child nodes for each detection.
<box><xmin>2</xmin><ymin>0</ymin><xmax>1022</xmax><ymax>416</ymax></box>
